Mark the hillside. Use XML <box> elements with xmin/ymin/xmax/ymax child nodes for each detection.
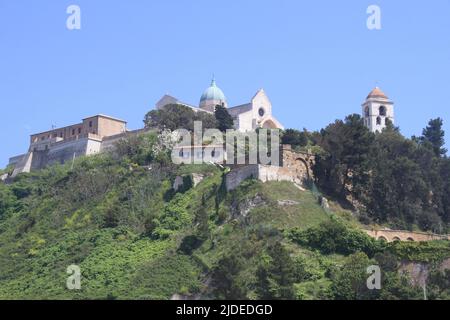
<box><xmin>1</xmin><ymin>132</ymin><xmax>450</xmax><ymax>300</ymax></box>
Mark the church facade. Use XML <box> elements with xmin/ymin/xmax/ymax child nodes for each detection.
<box><xmin>156</xmin><ymin>78</ymin><xmax>284</xmax><ymax>132</ymax></box>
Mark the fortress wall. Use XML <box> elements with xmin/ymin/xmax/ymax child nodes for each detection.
<box><xmin>11</xmin><ymin>152</ymin><xmax>33</xmax><ymax>177</ymax></box>
<box><xmin>45</xmin><ymin>138</ymin><xmax>94</xmax><ymax>166</ymax></box>
<box><xmin>8</xmin><ymin>154</ymin><xmax>27</xmax><ymax>167</ymax></box>
<box><xmin>225</xmin><ymin>147</ymin><xmax>315</xmax><ymax>191</ymax></box>
<box><xmin>11</xmin><ymin>129</ymin><xmax>150</xmax><ymax>176</ymax></box>
<box><xmin>100</xmin><ymin>133</ymin><xmax>127</xmax><ymax>152</ymax></box>
<box><xmin>257</xmin><ymin>165</ymin><xmax>281</xmax><ymax>183</ymax></box>
<box><xmin>30</xmin><ymin>150</ymin><xmax>49</xmax><ymax>171</ymax></box>
<box><xmin>86</xmin><ymin>139</ymin><xmax>102</xmax><ymax>155</ymax></box>
<box><xmin>226</xmin><ymin>165</ymin><xmax>259</xmax><ymax>191</ymax></box>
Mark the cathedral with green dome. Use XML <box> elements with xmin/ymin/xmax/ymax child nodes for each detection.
<box><xmin>155</xmin><ymin>78</ymin><xmax>284</xmax><ymax>132</ymax></box>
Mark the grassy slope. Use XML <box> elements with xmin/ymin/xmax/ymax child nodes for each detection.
<box><xmin>1</xmin><ymin>157</ymin><xmax>449</xmax><ymax>300</ymax></box>
<box><xmin>0</xmin><ymin>154</ymin><xmax>332</xmax><ymax>299</ymax></box>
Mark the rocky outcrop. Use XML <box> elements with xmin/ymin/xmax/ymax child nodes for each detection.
<box><xmin>399</xmin><ymin>258</ymin><xmax>450</xmax><ymax>288</ymax></box>
<box><xmin>278</xmin><ymin>200</ymin><xmax>299</xmax><ymax>206</ymax></box>
<box><xmin>192</xmin><ymin>173</ymin><xmax>207</xmax><ymax>187</ymax></box>
<box><xmin>231</xmin><ymin>194</ymin><xmax>266</xmax><ymax>219</ymax></box>
<box><xmin>0</xmin><ymin>173</ymin><xmax>8</xmax><ymax>182</ymax></box>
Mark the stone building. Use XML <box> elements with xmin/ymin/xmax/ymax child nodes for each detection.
<box><xmin>9</xmin><ymin>115</ymin><xmax>128</xmax><ymax>177</ymax></box>
<box><xmin>156</xmin><ymin>77</ymin><xmax>284</xmax><ymax>132</ymax></box>
<box><xmin>6</xmin><ymin>84</ymin><xmax>396</xmax><ymax>179</ymax></box>
<box><xmin>362</xmin><ymin>87</ymin><xmax>395</xmax><ymax>133</ymax></box>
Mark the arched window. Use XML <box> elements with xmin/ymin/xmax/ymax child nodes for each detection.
<box><xmin>379</xmin><ymin>106</ymin><xmax>387</xmax><ymax>116</ymax></box>
<box><xmin>364</xmin><ymin>106</ymin><xmax>370</xmax><ymax>117</ymax></box>
<box><xmin>376</xmin><ymin>116</ymin><xmax>382</xmax><ymax>125</ymax></box>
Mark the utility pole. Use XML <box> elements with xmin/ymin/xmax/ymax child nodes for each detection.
<box><xmin>423</xmin><ymin>284</ymin><xmax>427</xmax><ymax>301</ymax></box>
<box><xmin>71</xmin><ymin>152</ymin><xmax>76</xmax><ymax>170</ymax></box>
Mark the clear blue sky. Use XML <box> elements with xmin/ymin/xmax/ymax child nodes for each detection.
<box><xmin>1</xmin><ymin>0</ymin><xmax>450</xmax><ymax>167</ymax></box>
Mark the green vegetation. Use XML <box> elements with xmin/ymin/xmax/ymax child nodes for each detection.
<box><xmin>312</xmin><ymin>115</ymin><xmax>450</xmax><ymax>233</ymax></box>
<box><xmin>1</xmin><ymin>113</ymin><xmax>450</xmax><ymax>300</ymax></box>
<box><xmin>144</xmin><ymin>103</ymin><xmax>235</xmax><ymax>133</ymax></box>
<box><xmin>144</xmin><ymin>104</ymin><xmax>218</xmax><ymax>132</ymax></box>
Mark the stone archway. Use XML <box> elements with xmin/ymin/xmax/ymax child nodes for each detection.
<box><xmin>378</xmin><ymin>236</ymin><xmax>388</xmax><ymax>242</ymax></box>
<box><xmin>295</xmin><ymin>158</ymin><xmax>311</xmax><ymax>181</ymax></box>
<box><xmin>261</xmin><ymin>119</ymin><xmax>277</xmax><ymax>129</ymax></box>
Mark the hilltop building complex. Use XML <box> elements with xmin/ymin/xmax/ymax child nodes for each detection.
<box><xmin>7</xmin><ymin>81</ymin><xmax>393</xmax><ymax>177</ymax></box>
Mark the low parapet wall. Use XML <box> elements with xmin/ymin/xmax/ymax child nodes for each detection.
<box><xmin>225</xmin><ymin>147</ymin><xmax>315</xmax><ymax>191</ymax></box>
<box><xmin>364</xmin><ymin>229</ymin><xmax>450</xmax><ymax>242</ymax></box>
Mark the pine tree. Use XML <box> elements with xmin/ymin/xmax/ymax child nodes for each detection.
<box><xmin>281</xmin><ymin>129</ymin><xmax>308</xmax><ymax>148</ymax></box>
<box><xmin>422</xmin><ymin>118</ymin><xmax>447</xmax><ymax>157</ymax></box>
<box><xmin>212</xmin><ymin>253</ymin><xmax>247</xmax><ymax>299</ymax></box>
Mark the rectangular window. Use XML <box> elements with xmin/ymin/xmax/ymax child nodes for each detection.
<box><xmin>89</xmin><ymin>121</ymin><xmax>93</xmax><ymax>128</ymax></box>
<box><xmin>72</xmin><ymin>129</ymin><xmax>75</xmax><ymax>135</ymax></box>
<box><xmin>78</xmin><ymin>128</ymin><xmax>81</xmax><ymax>134</ymax></box>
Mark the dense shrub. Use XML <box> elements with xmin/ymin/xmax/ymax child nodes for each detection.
<box><xmin>289</xmin><ymin>217</ymin><xmax>383</xmax><ymax>257</ymax></box>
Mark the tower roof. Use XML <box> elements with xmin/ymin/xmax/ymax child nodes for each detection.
<box><xmin>367</xmin><ymin>87</ymin><xmax>388</xmax><ymax>100</ymax></box>
<box><xmin>200</xmin><ymin>77</ymin><xmax>227</xmax><ymax>105</ymax></box>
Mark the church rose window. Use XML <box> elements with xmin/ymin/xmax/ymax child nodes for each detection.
<box><xmin>259</xmin><ymin>108</ymin><xmax>265</xmax><ymax>117</ymax></box>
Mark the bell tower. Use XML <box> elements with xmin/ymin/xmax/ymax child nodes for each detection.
<box><xmin>362</xmin><ymin>87</ymin><xmax>395</xmax><ymax>133</ymax></box>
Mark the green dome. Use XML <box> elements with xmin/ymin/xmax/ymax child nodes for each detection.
<box><xmin>200</xmin><ymin>78</ymin><xmax>226</xmax><ymax>104</ymax></box>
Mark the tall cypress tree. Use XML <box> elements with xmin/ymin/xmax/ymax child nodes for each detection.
<box><xmin>256</xmin><ymin>242</ymin><xmax>296</xmax><ymax>300</ymax></box>
<box><xmin>215</xmin><ymin>105</ymin><xmax>234</xmax><ymax>132</ymax></box>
